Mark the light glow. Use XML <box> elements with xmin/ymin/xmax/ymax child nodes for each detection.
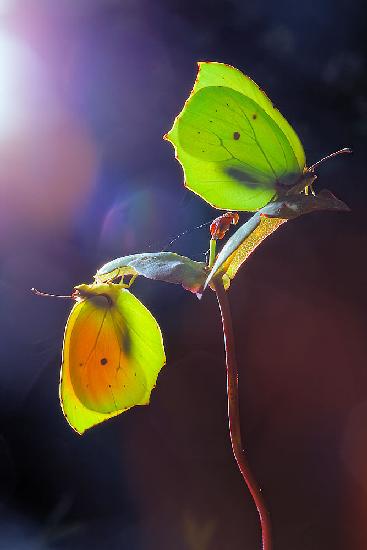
<box><xmin>0</xmin><ymin>31</ymin><xmax>45</xmax><ymax>137</ymax></box>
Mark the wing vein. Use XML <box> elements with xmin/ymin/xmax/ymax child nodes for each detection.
<box><xmin>84</xmin><ymin>309</ymin><xmax>108</xmax><ymax>368</ymax></box>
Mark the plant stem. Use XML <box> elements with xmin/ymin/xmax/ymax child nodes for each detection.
<box><xmin>214</xmin><ymin>279</ymin><xmax>272</xmax><ymax>550</ymax></box>
<box><xmin>209</xmin><ymin>238</ymin><xmax>217</xmax><ymax>268</ymax></box>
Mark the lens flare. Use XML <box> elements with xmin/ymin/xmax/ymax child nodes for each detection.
<box><xmin>0</xmin><ymin>31</ymin><xmax>46</xmax><ymax>137</ymax></box>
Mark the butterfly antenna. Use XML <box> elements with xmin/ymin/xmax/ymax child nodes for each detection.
<box><xmin>31</xmin><ymin>288</ymin><xmax>73</xmax><ymax>299</ymax></box>
<box><xmin>308</xmin><ymin>147</ymin><xmax>352</xmax><ymax>172</ymax></box>
<box><xmin>160</xmin><ymin>220</ymin><xmax>212</xmax><ymax>251</ymax></box>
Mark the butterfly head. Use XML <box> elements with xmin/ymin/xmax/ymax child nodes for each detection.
<box><xmin>73</xmin><ymin>282</ymin><xmax>123</xmax><ymax>308</ymax></box>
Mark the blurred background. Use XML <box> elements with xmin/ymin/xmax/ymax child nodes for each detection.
<box><xmin>0</xmin><ymin>0</ymin><xmax>366</xmax><ymax>548</ymax></box>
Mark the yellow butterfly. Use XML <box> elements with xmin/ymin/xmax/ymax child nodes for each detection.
<box><xmin>35</xmin><ymin>282</ymin><xmax>166</xmax><ymax>434</ymax></box>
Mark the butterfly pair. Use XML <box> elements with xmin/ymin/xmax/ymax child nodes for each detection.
<box><xmin>45</xmin><ymin>62</ymin><xmax>350</xmax><ymax>434</ymax></box>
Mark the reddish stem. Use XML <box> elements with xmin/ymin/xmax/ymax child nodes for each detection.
<box><xmin>214</xmin><ymin>279</ymin><xmax>272</xmax><ymax>550</ymax></box>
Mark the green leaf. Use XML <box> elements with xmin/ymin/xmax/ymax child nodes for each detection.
<box><xmin>204</xmin><ymin>190</ymin><xmax>349</xmax><ymax>290</ymax></box>
<box><xmin>96</xmin><ymin>252</ymin><xmax>208</xmax><ymax>294</ymax></box>
<box><xmin>165</xmin><ymin>62</ymin><xmax>306</xmax><ymax>212</ymax></box>
<box><xmin>61</xmin><ymin>283</ymin><xmax>166</xmax><ymax>434</ymax></box>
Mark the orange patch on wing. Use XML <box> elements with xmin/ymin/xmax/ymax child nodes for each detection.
<box><xmin>64</xmin><ymin>296</ymin><xmax>146</xmax><ymax>415</ymax></box>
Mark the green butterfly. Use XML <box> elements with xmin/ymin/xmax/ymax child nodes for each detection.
<box><xmin>165</xmin><ymin>62</ymin><xmax>350</xmax><ymax>212</ymax></box>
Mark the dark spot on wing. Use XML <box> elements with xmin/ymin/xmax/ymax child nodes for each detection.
<box><xmin>122</xmin><ymin>329</ymin><xmax>131</xmax><ymax>355</ymax></box>
<box><xmin>79</xmin><ymin>362</ymin><xmax>83</xmax><ymax>367</ymax></box>
<box><xmin>252</xmin><ymin>114</ymin><xmax>257</xmax><ymax>120</ymax></box>
<box><xmin>100</xmin><ymin>357</ymin><xmax>108</xmax><ymax>365</ymax></box>
<box><xmin>108</xmin><ymin>384</ymin><xmax>111</xmax><ymax>388</ymax></box>
<box><xmin>88</xmin><ymin>293</ymin><xmax>113</xmax><ymax>309</ymax></box>
<box><xmin>225</xmin><ymin>167</ymin><xmax>273</xmax><ymax>189</ymax></box>
<box><xmin>233</xmin><ymin>131</ymin><xmax>240</xmax><ymax>140</ymax></box>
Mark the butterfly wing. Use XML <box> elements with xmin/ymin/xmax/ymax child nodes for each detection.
<box><xmin>192</xmin><ymin>62</ymin><xmax>306</xmax><ymax>171</ymax></box>
<box><xmin>60</xmin><ymin>288</ymin><xmax>165</xmax><ymax>434</ymax></box>
<box><xmin>165</xmin><ymin>62</ymin><xmax>306</xmax><ymax>212</ymax></box>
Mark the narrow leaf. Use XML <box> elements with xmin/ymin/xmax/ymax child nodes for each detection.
<box><xmin>96</xmin><ymin>252</ymin><xmax>208</xmax><ymax>294</ymax></box>
<box><xmin>205</xmin><ymin>190</ymin><xmax>349</xmax><ymax>290</ymax></box>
